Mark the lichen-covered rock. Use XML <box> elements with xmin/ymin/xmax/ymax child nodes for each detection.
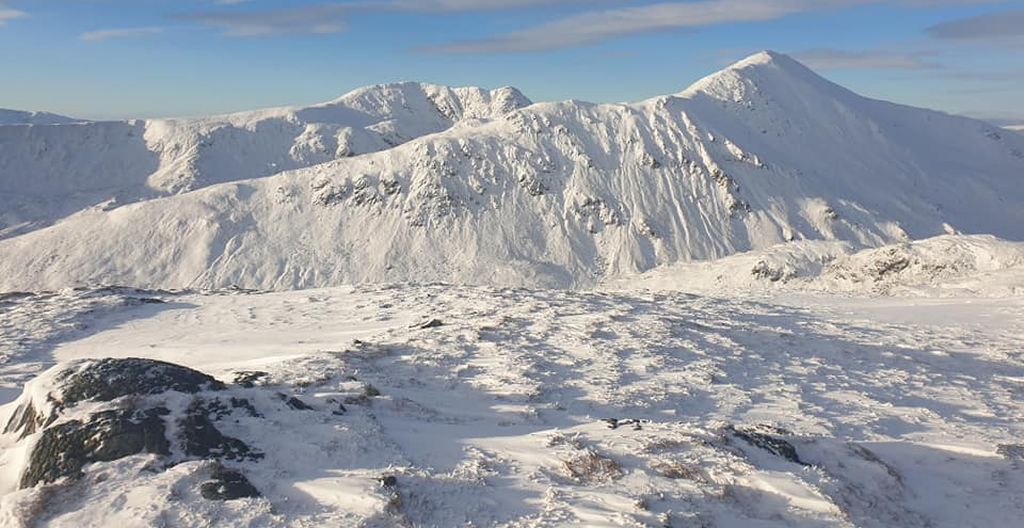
<box><xmin>4</xmin><ymin>358</ymin><xmax>225</xmax><ymax>439</ymax></box>
<box><xmin>54</xmin><ymin>357</ymin><xmax>225</xmax><ymax>406</ymax></box>
<box><xmin>5</xmin><ymin>358</ymin><xmax>262</xmax><ymax>492</ymax></box>
<box><xmin>20</xmin><ymin>407</ymin><xmax>171</xmax><ymax>488</ymax></box>
<box><xmin>179</xmin><ymin>400</ymin><xmax>263</xmax><ymax>461</ymax></box>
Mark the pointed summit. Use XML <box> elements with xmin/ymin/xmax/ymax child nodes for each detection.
<box><xmin>679</xmin><ymin>50</ymin><xmax>851</xmax><ymax>105</ymax></box>
<box><xmin>729</xmin><ymin>50</ymin><xmax>803</xmax><ymax>69</ymax></box>
<box><xmin>721</xmin><ymin>50</ymin><xmax>827</xmax><ymax>84</ymax></box>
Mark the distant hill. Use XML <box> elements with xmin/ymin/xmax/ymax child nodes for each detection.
<box><xmin>0</xmin><ymin>109</ymin><xmax>83</xmax><ymax>125</ymax></box>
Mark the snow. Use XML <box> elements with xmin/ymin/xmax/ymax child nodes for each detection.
<box><xmin>606</xmin><ymin>234</ymin><xmax>1024</xmax><ymax>297</ymax></box>
<box><xmin>1</xmin><ymin>50</ymin><xmax>1023</xmax><ymax>527</ymax></box>
<box><xmin>1</xmin><ymin>284</ymin><xmax>1023</xmax><ymax>526</ymax></box>
<box><xmin>1</xmin><ymin>52</ymin><xmax>1022</xmax><ymax>291</ymax></box>
<box><xmin>0</xmin><ymin>84</ymin><xmax>530</xmax><ymax>238</ymax></box>
<box><xmin>0</xmin><ymin>110</ymin><xmax>82</xmax><ymax>126</ymax></box>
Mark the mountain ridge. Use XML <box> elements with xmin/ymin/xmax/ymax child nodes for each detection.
<box><xmin>0</xmin><ymin>109</ymin><xmax>83</xmax><ymax>126</ymax></box>
<box><xmin>0</xmin><ymin>51</ymin><xmax>1021</xmax><ymax>291</ymax></box>
<box><xmin>0</xmin><ymin>83</ymin><xmax>532</xmax><ymax>238</ymax></box>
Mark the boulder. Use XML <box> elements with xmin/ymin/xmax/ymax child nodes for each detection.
<box><xmin>5</xmin><ymin>358</ymin><xmax>261</xmax><ymax>494</ymax></box>
<box><xmin>199</xmin><ymin>463</ymin><xmax>261</xmax><ymax>501</ymax></box>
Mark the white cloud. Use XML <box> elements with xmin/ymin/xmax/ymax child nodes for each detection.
<box><xmin>178</xmin><ymin>4</ymin><xmax>349</xmax><ymax>37</ymax></box>
<box><xmin>426</xmin><ymin>0</ymin><xmax>1005</xmax><ymax>53</ymax></box>
<box><xmin>81</xmin><ymin>27</ymin><xmax>165</xmax><ymax>42</ymax></box>
<box><xmin>388</xmin><ymin>0</ymin><xmax>592</xmax><ymax>10</ymax></box>
<box><xmin>175</xmin><ymin>0</ymin><xmax>1003</xmax><ymax>43</ymax></box>
<box><xmin>178</xmin><ymin>0</ymin><xmax>598</xmax><ymax>37</ymax></box>
<box><xmin>0</xmin><ymin>2</ymin><xmax>27</xmax><ymax>27</ymax></box>
<box><xmin>428</xmin><ymin>0</ymin><xmax>826</xmax><ymax>53</ymax></box>
<box><xmin>927</xmin><ymin>9</ymin><xmax>1024</xmax><ymax>41</ymax></box>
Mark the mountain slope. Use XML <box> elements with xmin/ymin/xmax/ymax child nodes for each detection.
<box><xmin>0</xmin><ymin>84</ymin><xmax>530</xmax><ymax>238</ymax></box>
<box><xmin>0</xmin><ymin>51</ymin><xmax>1022</xmax><ymax>291</ymax></box>
<box><xmin>0</xmin><ymin>109</ymin><xmax>82</xmax><ymax>125</ymax></box>
<box><xmin>606</xmin><ymin>234</ymin><xmax>1024</xmax><ymax>297</ymax></box>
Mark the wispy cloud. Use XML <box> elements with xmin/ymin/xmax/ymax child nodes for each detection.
<box><xmin>0</xmin><ymin>2</ymin><xmax>27</xmax><ymax>27</ymax></box>
<box><xmin>927</xmin><ymin>9</ymin><xmax>1024</xmax><ymax>41</ymax></box>
<box><xmin>178</xmin><ymin>4</ymin><xmax>350</xmax><ymax>37</ymax></box>
<box><xmin>425</xmin><ymin>0</ymin><xmax>1005</xmax><ymax>53</ymax></box>
<box><xmin>429</xmin><ymin>0</ymin><xmax>812</xmax><ymax>53</ymax></box>
<box><xmin>177</xmin><ymin>0</ymin><xmax>601</xmax><ymax>37</ymax></box>
<box><xmin>388</xmin><ymin>0</ymin><xmax>592</xmax><ymax>9</ymax></box>
<box><xmin>792</xmin><ymin>48</ymin><xmax>940</xmax><ymax>71</ymax></box>
<box><xmin>81</xmin><ymin>27</ymin><xmax>165</xmax><ymax>42</ymax></box>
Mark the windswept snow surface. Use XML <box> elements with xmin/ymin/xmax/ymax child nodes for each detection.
<box><xmin>1</xmin><ymin>52</ymin><xmax>1023</xmax><ymax>290</ymax></box>
<box><xmin>1</xmin><ymin>285</ymin><xmax>1023</xmax><ymax>527</ymax></box>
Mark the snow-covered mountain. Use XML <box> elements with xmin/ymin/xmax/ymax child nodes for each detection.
<box><xmin>1</xmin><ymin>51</ymin><xmax>1022</xmax><ymax>291</ymax></box>
<box><xmin>0</xmin><ymin>109</ymin><xmax>82</xmax><ymax>126</ymax></box>
<box><xmin>0</xmin><ymin>84</ymin><xmax>530</xmax><ymax>237</ymax></box>
<box><xmin>606</xmin><ymin>234</ymin><xmax>1024</xmax><ymax>297</ymax></box>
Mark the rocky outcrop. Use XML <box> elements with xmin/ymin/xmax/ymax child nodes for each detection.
<box><xmin>5</xmin><ymin>358</ymin><xmax>261</xmax><ymax>499</ymax></box>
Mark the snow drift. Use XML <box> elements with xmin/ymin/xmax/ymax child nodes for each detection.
<box><xmin>1</xmin><ymin>51</ymin><xmax>1022</xmax><ymax>291</ymax></box>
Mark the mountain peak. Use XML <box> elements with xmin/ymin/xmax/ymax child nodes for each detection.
<box><xmin>680</xmin><ymin>50</ymin><xmax>842</xmax><ymax>103</ymax></box>
<box><xmin>725</xmin><ymin>50</ymin><xmax>821</xmax><ymax>80</ymax></box>
<box><xmin>732</xmin><ymin>49</ymin><xmax>788</xmax><ymax>66</ymax></box>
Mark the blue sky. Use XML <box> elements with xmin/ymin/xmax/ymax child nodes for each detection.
<box><xmin>1</xmin><ymin>1</ymin><xmax>1022</xmax><ymax>123</ymax></box>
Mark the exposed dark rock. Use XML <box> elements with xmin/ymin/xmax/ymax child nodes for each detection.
<box><xmin>200</xmin><ymin>463</ymin><xmax>261</xmax><ymax>501</ymax></box>
<box><xmin>728</xmin><ymin>424</ymin><xmax>807</xmax><ymax>466</ymax></box>
<box><xmin>130</xmin><ymin>297</ymin><xmax>166</xmax><ymax>305</ymax></box>
<box><xmin>379</xmin><ymin>475</ymin><xmax>398</xmax><ymax>487</ymax></box>
<box><xmin>601</xmin><ymin>418</ymin><xmax>645</xmax><ymax>431</ymax></box>
<box><xmin>20</xmin><ymin>407</ymin><xmax>171</xmax><ymax>488</ymax></box>
<box><xmin>55</xmin><ymin>358</ymin><xmax>225</xmax><ymax>407</ymax></box>
<box><xmin>281</xmin><ymin>394</ymin><xmax>313</xmax><ymax>411</ymax></box>
<box><xmin>230</xmin><ymin>397</ymin><xmax>262</xmax><ymax>418</ymax></box>
<box><xmin>196</xmin><ymin>396</ymin><xmax>262</xmax><ymax>420</ymax></box>
<box><xmin>997</xmin><ymin>444</ymin><xmax>1024</xmax><ymax>461</ymax></box>
<box><xmin>5</xmin><ymin>358</ymin><xmax>226</xmax><ymax>440</ymax></box>
<box><xmin>416</xmin><ymin>319</ymin><xmax>444</xmax><ymax>329</ymax></box>
<box><xmin>232</xmin><ymin>370</ymin><xmax>269</xmax><ymax>388</ymax></box>
<box><xmin>12</xmin><ymin>358</ymin><xmax>262</xmax><ymax>490</ymax></box>
<box><xmin>179</xmin><ymin>400</ymin><xmax>263</xmax><ymax>462</ymax></box>
<box><xmin>3</xmin><ymin>401</ymin><xmax>41</xmax><ymax>439</ymax></box>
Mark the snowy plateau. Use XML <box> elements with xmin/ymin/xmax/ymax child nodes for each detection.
<box><xmin>0</xmin><ymin>51</ymin><xmax>1023</xmax><ymax>527</ymax></box>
